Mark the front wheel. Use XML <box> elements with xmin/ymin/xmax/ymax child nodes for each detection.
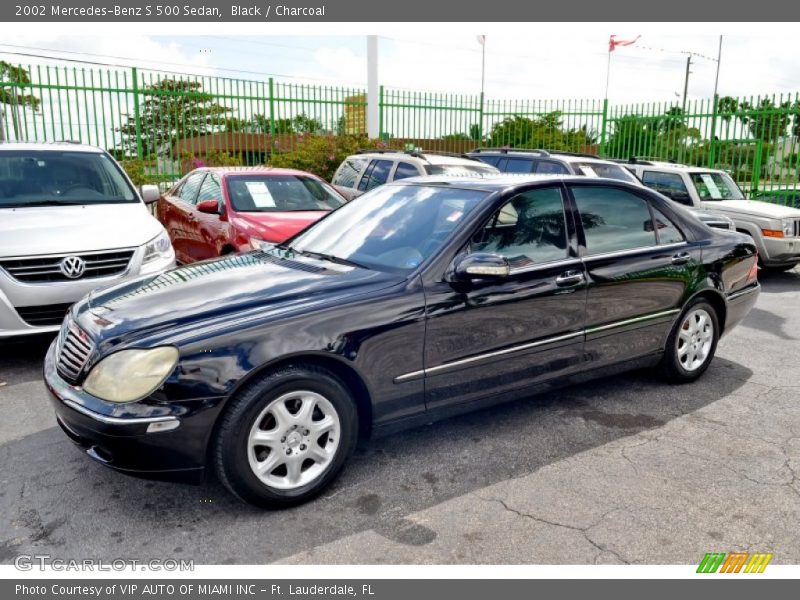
<box><xmin>658</xmin><ymin>299</ymin><xmax>720</xmax><ymax>383</ymax></box>
<box><xmin>213</xmin><ymin>365</ymin><xmax>358</xmax><ymax>508</ymax></box>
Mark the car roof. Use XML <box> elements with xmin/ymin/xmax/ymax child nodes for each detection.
<box><xmin>352</xmin><ymin>151</ymin><xmax>484</xmax><ymax>167</ymax></box>
<box><xmin>467</xmin><ymin>148</ymin><xmax>627</xmax><ymax>166</ymax></box>
<box><xmin>191</xmin><ymin>166</ymin><xmax>321</xmax><ymax>178</ymax></box>
<box><xmin>387</xmin><ymin>173</ymin><xmax>639</xmax><ymax>192</ymax></box>
<box><xmin>626</xmin><ymin>160</ymin><xmax>727</xmax><ymax>174</ymax></box>
<box><xmin>0</xmin><ymin>141</ymin><xmax>104</xmax><ymax>153</ymax></box>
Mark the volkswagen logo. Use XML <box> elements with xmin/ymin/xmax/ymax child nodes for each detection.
<box><xmin>59</xmin><ymin>256</ymin><xmax>86</xmax><ymax>279</ymax></box>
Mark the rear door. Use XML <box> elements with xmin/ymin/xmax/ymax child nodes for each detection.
<box><xmin>568</xmin><ymin>183</ymin><xmax>697</xmax><ymax>366</ymax></box>
<box><xmin>422</xmin><ymin>184</ymin><xmax>588</xmax><ymax>410</ymax></box>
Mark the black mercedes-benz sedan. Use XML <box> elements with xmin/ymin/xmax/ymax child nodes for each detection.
<box><xmin>44</xmin><ymin>175</ymin><xmax>760</xmax><ymax>508</ymax></box>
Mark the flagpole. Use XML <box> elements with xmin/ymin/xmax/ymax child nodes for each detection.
<box><xmin>604</xmin><ymin>49</ymin><xmax>611</xmax><ymax>100</ymax></box>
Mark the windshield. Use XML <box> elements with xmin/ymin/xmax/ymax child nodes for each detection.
<box><xmin>287</xmin><ymin>184</ymin><xmax>488</xmax><ymax>274</ymax></box>
<box><xmin>0</xmin><ymin>150</ymin><xmax>137</xmax><ymax>208</ymax></box>
<box><xmin>227</xmin><ymin>174</ymin><xmax>345</xmax><ymax>212</ymax></box>
<box><xmin>690</xmin><ymin>172</ymin><xmax>745</xmax><ymax>200</ymax></box>
<box><xmin>425</xmin><ymin>164</ymin><xmax>498</xmax><ymax>176</ymax></box>
<box><xmin>572</xmin><ymin>161</ymin><xmax>640</xmax><ymax>183</ymax></box>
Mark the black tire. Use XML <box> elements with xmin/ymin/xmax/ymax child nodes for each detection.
<box><xmin>658</xmin><ymin>298</ymin><xmax>720</xmax><ymax>383</ymax></box>
<box><xmin>761</xmin><ymin>264</ymin><xmax>797</xmax><ymax>273</ymax></box>
<box><xmin>213</xmin><ymin>364</ymin><xmax>358</xmax><ymax>509</ymax></box>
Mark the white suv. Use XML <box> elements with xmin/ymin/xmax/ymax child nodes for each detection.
<box><xmin>0</xmin><ymin>142</ymin><xmax>176</xmax><ymax>338</ymax></box>
<box><xmin>625</xmin><ymin>159</ymin><xmax>800</xmax><ymax>271</ymax></box>
<box><xmin>331</xmin><ymin>150</ymin><xmax>499</xmax><ymax>200</ymax></box>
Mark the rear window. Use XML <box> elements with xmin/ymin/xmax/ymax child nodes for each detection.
<box><xmin>226</xmin><ymin>175</ymin><xmax>345</xmax><ymax>212</ymax></box>
<box><xmin>333</xmin><ymin>157</ymin><xmax>367</xmax><ymax>188</ymax></box>
<box><xmin>572</xmin><ymin>161</ymin><xmax>640</xmax><ymax>184</ymax></box>
<box><xmin>0</xmin><ymin>150</ymin><xmax>137</xmax><ymax>207</ymax></box>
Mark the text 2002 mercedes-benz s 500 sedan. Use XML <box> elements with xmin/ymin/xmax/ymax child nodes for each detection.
<box><xmin>45</xmin><ymin>175</ymin><xmax>760</xmax><ymax>508</ymax></box>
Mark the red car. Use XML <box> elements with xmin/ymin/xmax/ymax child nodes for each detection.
<box><xmin>157</xmin><ymin>167</ymin><xmax>346</xmax><ymax>264</ymax></box>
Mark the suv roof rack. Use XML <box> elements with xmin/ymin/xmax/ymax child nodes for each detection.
<box><xmin>470</xmin><ymin>147</ymin><xmax>550</xmax><ymax>156</ymax></box>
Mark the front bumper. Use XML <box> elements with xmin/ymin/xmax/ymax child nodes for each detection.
<box><xmin>761</xmin><ymin>236</ymin><xmax>800</xmax><ymax>267</ymax></box>
<box><xmin>44</xmin><ymin>339</ymin><xmax>224</xmax><ymax>483</ymax></box>
<box><xmin>0</xmin><ymin>249</ymin><xmax>174</xmax><ymax>338</ymax></box>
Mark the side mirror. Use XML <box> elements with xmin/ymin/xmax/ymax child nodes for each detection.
<box><xmin>140</xmin><ymin>184</ymin><xmax>160</xmax><ymax>204</ymax></box>
<box><xmin>197</xmin><ymin>199</ymin><xmax>220</xmax><ymax>214</ymax></box>
<box><xmin>451</xmin><ymin>253</ymin><xmax>511</xmax><ymax>281</ymax></box>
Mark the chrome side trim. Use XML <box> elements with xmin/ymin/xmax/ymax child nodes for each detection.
<box><xmin>393</xmin><ymin>330</ymin><xmax>584</xmax><ymax>383</ymax></box>
<box><xmin>63</xmin><ymin>398</ymin><xmax>179</xmax><ymax>426</ymax></box>
<box><xmin>581</xmin><ymin>242</ymin><xmax>688</xmax><ymax>262</ymax></box>
<box><xmin>584</xmin><ymin>308</ymin><xmax>681</xmax><ymax>335</ymax></box>
<box><xmin>509</xmin><ymin>258</ymin><xmax>582</xmax><ymax>276</ymax></box>
<box><xmin>394</xmin><ymin>307</ymin><xmax>683</xmax><ymax>383</ymax></box>
<box><xmin>726</xmin><ymin>283</ymin><xmax>760</xmax><ymax>302</ymax></box>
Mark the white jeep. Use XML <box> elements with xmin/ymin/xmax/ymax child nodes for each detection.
<box><xmin>625</xmin><ymin>160</ymin><xmax>800</xmax><ymax>271</ymax></box>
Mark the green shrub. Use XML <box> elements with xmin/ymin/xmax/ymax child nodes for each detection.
<box><xmin>269</xmin><ymin>134</ymin><xmax>383</xmax><ymax>181</ymax></box>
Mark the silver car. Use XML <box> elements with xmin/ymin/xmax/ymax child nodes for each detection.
<box><xmin>0</xmin><ymin>142</ymin><xmax>175</xmax><ymax>338</ymax></box>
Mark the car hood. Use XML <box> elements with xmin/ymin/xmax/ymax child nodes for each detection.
<box><xmin>0</xmin><ymin>203</ymin><xmax>163</xmax><ymax>258</ymax></box>
<box><xmin>73</xmin><ymin>250</ymin><xmax>402</xmax><ymax>347</ymax></box>
<box><xmin>233</xmin><ymin>211</ymin><xmax>329</xmax><ymax>243</ymax></box>
<box><xmin>701</xmin><ymin>199</ymin><xmax>800</xmax><ymax>219</ymax></box>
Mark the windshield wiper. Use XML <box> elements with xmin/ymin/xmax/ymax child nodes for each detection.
<box><xmin>295</xmin><ymin>249</ymin><xmax>368</xmax><ymax>269</ymax></box>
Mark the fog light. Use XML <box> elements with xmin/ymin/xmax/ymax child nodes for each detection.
<box><xmin>146</xmin><ymin>420</ymin><xmax>180</xmax><ymax>433</ymax></box>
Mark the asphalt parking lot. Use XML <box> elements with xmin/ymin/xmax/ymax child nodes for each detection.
<box><xmin>1</xmin><ymin>270</ymin><xmax>798</xmax><ymax>565</ymax></box>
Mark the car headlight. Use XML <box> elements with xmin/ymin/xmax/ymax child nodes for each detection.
<box><xmin>782</xmin><ymin>219</ymin><xmax>795</xmax><ymax>237</ymax></box>
<box><xmin>82</xmin><ymin>347</ymin><xmax>180</xmax><ymax>403</ymax></box>
<box><xmin>143</xmin><ymin>230</ymin><xmax>173</xmax><ymax>263</ymax></box>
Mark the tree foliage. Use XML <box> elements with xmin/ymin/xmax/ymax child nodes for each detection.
<box><xmin>269</xmin><ymin>134</ymin><xmax>377</xmax><ymax>181</ymax></box>
<box><xmin>606</xmin><ymin>106</ymin><xmax>703</xmax><ymax>162</ymax></box>
<box><xmin>0</xmin><ymin>62</ymin><xmax>40</xmax><ymax>140</ymax></box>
<box><xmin>486</xmin><ymin>112</ymin><xmax>595</xmax><ymax>151</ymax></box>
<box><xmin>116</xmin><ymin>78</ymin><xmax>230</xmax><ymax>157</ymax></box>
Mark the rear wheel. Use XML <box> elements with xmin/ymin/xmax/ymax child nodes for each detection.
<box><xmin>213</xmin><ymin>365</ymin><xmax>358</xmax><ymax>508</ymax></box>
<box><xmin>658</xmin><ymin>299</ymin><xmax>719</xmax><ymax>383</ymax></box>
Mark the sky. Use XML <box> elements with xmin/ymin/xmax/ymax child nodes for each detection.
<box><xmin>1</xmin><ymin>31</ymin><xmax>799</xmax><ymax>105</ymax></box>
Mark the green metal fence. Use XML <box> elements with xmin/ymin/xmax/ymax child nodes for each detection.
<box><xmin>1</xmin><ymin>61</ymin><xmax>798</xmax><ymax>204</ymax></box>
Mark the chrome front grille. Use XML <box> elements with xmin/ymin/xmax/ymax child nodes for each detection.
<box><xmin>56</xmin><ymin>322</ymin><xmax>95</xmax><ymax>383</ymax></box>
<box><xmin>0</xmin><ymin>249</ymin><xmax>135</xmax><ymax>283</ymax></box>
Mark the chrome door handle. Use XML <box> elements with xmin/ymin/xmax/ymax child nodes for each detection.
<box><xmin>671</xmin><ymin>252</ymin><xmax>691</xmax><ymax>265</ymax></box>
<box><xmin>555</xmin><ymin>270</ymin><xmax>585</xmax><ymax>287</ymax></box>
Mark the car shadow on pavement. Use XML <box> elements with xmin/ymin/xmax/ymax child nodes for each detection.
<box><xmin>0</xmin><ymin>353</ymin><xmax>752</xmax><ymax>565</ymax></box>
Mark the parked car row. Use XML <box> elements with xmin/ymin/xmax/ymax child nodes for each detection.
<box><xmin>0</xmin><ymin>140</ymin><xmax>770</xmax><ymax>508</ymax></box>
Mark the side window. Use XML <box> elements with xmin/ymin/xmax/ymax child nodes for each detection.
<box><xmin>649</xmin><ymin>206</ymin><xmax>685</xmax><ymax>245</ymax></box>
<box><xmin>393</xmin><ymin>162</ymin><xmax>421</xmax><ymax>181</ymax></box>
<box><xmin>641</xmin><ymin>171</ymin><xmax>692</xmax><ymax>205</ymax></box>
<box><xmin>333</xmin><ymin>158</ymin><xmax>367</xmax><ymax>188</ymax></box>
<box><xmin>361</xmin><ymin>159</ymin><xmax>393</xmax><ymax>191</ymax></box>
<box><xmin>475</xmin><ymin>155</ymin><xmax>501</xmax><ymax>167</ymax></box>
<box><xmin>471</xmin><ymin>186</ymin><xmax>568</xmax><ymax>268</ymax></box>
<box><xmin>196</xmin><ymin>173</ymin><xmax>222</xmax><ymax>206</ymax></box>
<box><xmin>504</xmin><ymin>158</ymin><xmax>534</xmax><ymax>173</ymax></box>
<box><xmin>357</xmin><ymin>161</ymin><xmax>376</xmax><ymax>192</ymax></box>
<box><xmin>571</xmin><ymin>186</ymin><xmax>657</xmax><ymax>255</ymax></box>
<box><xmin>535</xmin><ymin>160</ymin><xmax>569</xmax><ymax>175</ymax></box>
<box><xmin>179</xmin><ymin>172</ymin><xmax>205</xmax><ymax>204</ymax></box>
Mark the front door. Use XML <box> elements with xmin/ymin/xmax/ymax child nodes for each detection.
<box><xmin>184</xmin><ymin>172</ymin><xmax>227</xmax><ymax>262</ymax></box>
<box><xmin>422</xmin><ymin>185</ymin><xmax>588</xmax><ymax>410</ymax></box>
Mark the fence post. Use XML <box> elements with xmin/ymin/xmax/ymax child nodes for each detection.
<box><xmin>131</xmin><ymin>67</ymin><xmax>143</xmax><ymax>159</ymax></box>
<box><xmin>599</xmin><ymin>98</ymin><xmax>609</xmax><ymax>157</ymax></box>
<box><xmin>378</xmin><ymin>85</ymin><xmax>385</xmax><ymax>139</ymax></box>
<box><xmin>478</xmin><ymin>91</ymin><xmax>485</xmax><ymax>144</ymax></box>
<box><xmin>708</xmin><ymin>94</ymin><xmax>719</xmax><ymax>168</ymax></box>
<box><xmin>268</xmin><ymin>78</ymin><xmax>276</xmax><ymax>153</ymax></box>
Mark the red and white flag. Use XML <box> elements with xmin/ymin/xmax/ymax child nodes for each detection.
<box><xmin>477</xmin><ymin>35</ymin><xmax>486</xmax><ymax>46</ymax></box>
<box><xmin>609</xmin><ymin>34</ymin><xmax>640</xmax><ymax>52</ymax></box>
